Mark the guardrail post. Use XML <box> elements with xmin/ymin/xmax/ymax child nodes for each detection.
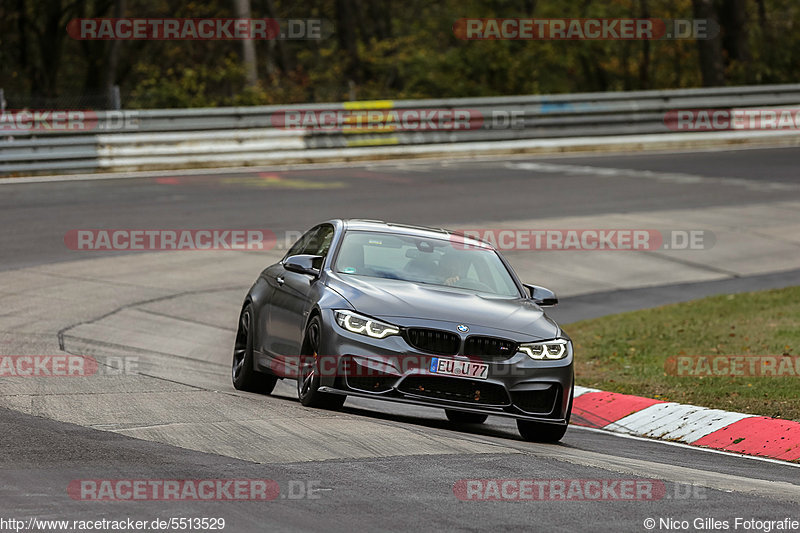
<box><xmin>110</xmin><ymin>85</ymin><xmax>121</xmax><ymax>110</ymax></box>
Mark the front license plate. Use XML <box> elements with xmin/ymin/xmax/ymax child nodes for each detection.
<box><xmin>430</xmin><ymin>357</ymin><xmax>488</xmax><ymax>380</ymax></box>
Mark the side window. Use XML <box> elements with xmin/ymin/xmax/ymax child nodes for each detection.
<box><xmin>283</xmin><ymin>227</ymin><xmax>319</xmax><ymax>260</ymax></box>
<box><xmin>302</xmin><ymin>225</ymin><xmax>334</xmax><ymax>258</ymax></box>
<box><xmin>283</xmin><ymin>224</ymin><xmax>335</xmax><ymax>270</ymax></box>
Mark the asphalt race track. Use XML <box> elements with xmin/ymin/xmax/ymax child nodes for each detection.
<box><xmin>1</xmin><ymin>146</ymin><xmax>799</xmax><ymax>531</ymax></box>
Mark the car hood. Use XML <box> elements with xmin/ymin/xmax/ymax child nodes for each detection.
<box><xmin>326</xmin><ymin>273</ymin><xmax>560</xmax><ymax>339</ymax></box>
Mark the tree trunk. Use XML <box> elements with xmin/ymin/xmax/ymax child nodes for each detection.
<box><xmin>692</xmin><ymin>0</ymin><xmax>725</xmax><ymax>86</ymax></box>
<box><xmin>264</xmin><ymin>0</ymin><xmax>290</xmax><ymax>74</ymax></box>
<box><xmin>638</xmin><ymin>0</ymin><xmax>651</xmax><ymax>89</ymax></box>
<box><xmin>102</xmin><ymin>0</ymin><xmax>126</xmax><ymax>107</ymax></box>
<box><xmin>335</xmin><ymin>0</ymin><xmax>362</xmax><ymax>86</ymax></box>
<box><xmin>720</xmin><ymin>0</ymin><xmax>750</xmax><ymax>61</ymax></box>
<box><xmin>234</xmin><ymin>0</ymin><xmax>258</xmax><ymax>88</ymax></box>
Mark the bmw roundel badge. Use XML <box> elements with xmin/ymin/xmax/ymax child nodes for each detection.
<box><xmin>456</xmin><ymin>324</ymin><xmax>469</xmax><ymax>333</ymax></box>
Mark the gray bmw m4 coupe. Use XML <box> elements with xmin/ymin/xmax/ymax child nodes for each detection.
<box><xmin>232</xmin><ymin>219</ymin><xmax>574</xmax><ymax>442</ymax></box>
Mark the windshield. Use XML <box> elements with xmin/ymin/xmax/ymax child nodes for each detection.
<box><xmin>334</xmin><ymin>230</ymin><xmax>521</xmax><ymax>297</ymax></box>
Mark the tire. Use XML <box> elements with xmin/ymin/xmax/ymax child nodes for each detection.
<box><xmin>232</xmin><ymin>303</ymin><xmax>278</xmax><ymax>394</ymax></box>
<box><xmin>517</xmin><ymin>383</ymin><xmax>573</xmax><ymax>443</ymax></box>
<box><xmin>445</xmin><ymin>409</ymin><xmax>488</xmax><ymax>424</ymax></box>
<box><xmin>297</xmin><ymin>316</ymin><xmax>346</xmax><ymax>410</ymax></box>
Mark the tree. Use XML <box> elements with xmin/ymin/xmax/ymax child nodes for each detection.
<box><xmin>234</xmin><ymin>0</ymin><xmax>259</xmax><ymax>88</ymax></box>
<box><xmin>692</xmin><ymin>0</ymin><xmax>725</xmax><ymax>86</ymax></box>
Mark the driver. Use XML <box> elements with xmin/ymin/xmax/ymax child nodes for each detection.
<box><xmin>438</xmin><ymin>251</ymin><xmax>467</xmax><ymax>287</ymax></box>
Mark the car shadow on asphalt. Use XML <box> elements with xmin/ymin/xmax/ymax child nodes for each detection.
<box><xmin>267</xmin><ymin>385</ymin><xmax>573</xmax><ymax>448</ymax></box>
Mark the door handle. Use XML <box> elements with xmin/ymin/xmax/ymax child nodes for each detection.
<box><xmin>276</xmin><ymin>276</ymin><xmax>285</xmax><ymax>286</ymax></box>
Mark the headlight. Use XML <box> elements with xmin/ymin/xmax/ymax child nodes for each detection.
<box><xmin>519</xmin><ymin>339</ymin><xmax>570</xmax><ymax>360</ymax></box>
<box><xmin>334</xmin><ymin>310</ymin><xmax>400</xmax><ymax>339</ymax></box>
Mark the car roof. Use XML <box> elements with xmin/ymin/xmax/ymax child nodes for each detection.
<box><xmin>338</xmin><ymin>219</ymin><xmax>494</xmax><ymax>250</ymax></box>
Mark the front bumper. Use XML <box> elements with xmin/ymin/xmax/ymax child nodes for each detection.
<box><xmin>316</xmin><ymin>309</ymin><xmax>574</xmax><ymax>424</ymax></box>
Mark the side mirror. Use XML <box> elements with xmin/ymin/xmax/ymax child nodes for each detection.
<box><xmin>284</xmin><ymin>254</ymin><xmax>322</xmax><ymax>277</ymax></box>
<box><xmin>523</xmin><ymin>283</ymin><xmax>558</xmax><ymax>307</ymax></box>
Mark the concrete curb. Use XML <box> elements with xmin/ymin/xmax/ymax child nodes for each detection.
<box><xmin>572</xmin><ymin>386</ymin><xmax>800</xmax><ymax>462</ymax></box>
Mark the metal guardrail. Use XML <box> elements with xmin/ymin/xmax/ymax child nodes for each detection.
<box><xmin>2</xmin><ymin>84</ymin><xmax>799</xmax><ymax>175</ymax></box>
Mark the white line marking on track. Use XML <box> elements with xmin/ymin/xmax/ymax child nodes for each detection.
<box><xmin>505</xmin><ymin>161</ymin><xmax>800</xmax><ymax>192</ymax></box>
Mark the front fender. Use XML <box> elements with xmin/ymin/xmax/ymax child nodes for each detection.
<box><xmin>305</xmin><ymin>282</ymin><xmax>352</xmax><ymax>387</ymax></box>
